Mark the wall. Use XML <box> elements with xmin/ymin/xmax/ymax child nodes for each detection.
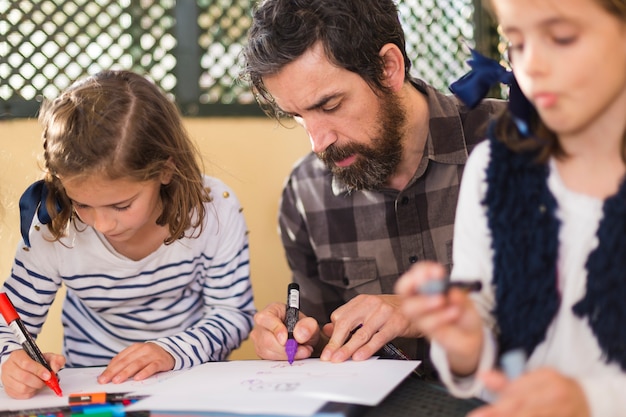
<box><xmin>0</xmin><ymin>117</ymin><xmax>310</xmax><ymax>360</ymax></box>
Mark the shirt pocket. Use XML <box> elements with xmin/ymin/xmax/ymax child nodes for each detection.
<box><xmin>317</xmin><ymin>258</ymin><xmax>379</xmax><ymax>290</ymax></box>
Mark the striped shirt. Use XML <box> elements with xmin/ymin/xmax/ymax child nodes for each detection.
<box><xmin>0</xmin><ymin>176</ymin><xmax>255</xmax><ymax>370</ymax></box>
<box><xmin>278</xmin><ymin>79</ymin><xmax>504</xmax><ymax>364</ymax></box>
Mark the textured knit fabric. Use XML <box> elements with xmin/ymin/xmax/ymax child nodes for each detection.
<box><xmin>278</xmin><ymin>78</ymin><xmax>504</xmax><ymax>363</ymax></box>
<box><xmin>486</xmin><ymin>134</ymin><xmax>626</xmax><ymax>369</ymax></box>
<box><xmin>484</xmin><ymin>133</ymin><xmax>561</xmax><ymax>358</ymax></box>
<box><xmin>0</xmin><ymin>176</ymin><xmax>255</xmax><ymax>370</ymax></box>
<box><xmin>431</xmin><ymin>139</ymin><xmax>626</xmax><ymax>417</ymax></box>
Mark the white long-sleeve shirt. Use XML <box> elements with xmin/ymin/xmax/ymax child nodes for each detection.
<box><xmin>0</xmin><ymin>176</ymin><xmax>255</xmax><ymax>370</ymax></box>
<box><xmin>431</xmin><ymin>141</ymin><xmax>626</xmax><ymax>417</ymax></box>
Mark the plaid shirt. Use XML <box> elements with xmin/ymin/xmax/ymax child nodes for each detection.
<box><xmin>278</xmin><ymin>79</ymin><xmax>504</xmax><ymax>364</ymax></box>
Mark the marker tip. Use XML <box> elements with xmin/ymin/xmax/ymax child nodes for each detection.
<box><xmin>285</xmin><ymin>339</ymin><xmax>297</xmax><ymax>365</ymax></box>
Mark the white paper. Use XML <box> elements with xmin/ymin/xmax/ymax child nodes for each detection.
<box><xmin>1</xmin><ymin>358</ymin><xmax>419</xmax><ymax>416</ymax></box>
<box><xmin>0</xmin><ymin>366</ymin><xmax>186</xmax><ymax>411</ymax></box>
<box><xmin>126</xmin><ymin>358</ymin><xmax>420</xmax><ymax>416</ymax></box>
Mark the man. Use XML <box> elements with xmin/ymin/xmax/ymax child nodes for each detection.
<box><xmin>240</xmin><ymin>0</ymin><xmax>503</xmax><ymax>376</ymax></box>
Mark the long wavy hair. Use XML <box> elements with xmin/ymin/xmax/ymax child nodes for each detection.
<box><xmin>39</xmin><ymin>70</ymin><xmax>211</xmax><ymax>244</ymax></box>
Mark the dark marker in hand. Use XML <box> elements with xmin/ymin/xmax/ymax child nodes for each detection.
<box><xmin>284</xmin><ymin>283</ymin><xmax>300</xmax><ymax>364</ymax></box>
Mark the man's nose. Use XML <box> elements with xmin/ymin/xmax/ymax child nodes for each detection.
<box><xmin>303</xmin><ymin>116</ymin><xmax>337</xmax><ymax>154</ymax></box>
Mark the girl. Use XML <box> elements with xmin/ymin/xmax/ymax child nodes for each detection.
<box><xmin>0</xmin><ymin>70</ymin><xmax>255</xmax><ymax>399</ymax></box>
<box><xmin>395</xmin><ymin>0</ymin><xmax>626</xmax><ymax>416</ymax></box>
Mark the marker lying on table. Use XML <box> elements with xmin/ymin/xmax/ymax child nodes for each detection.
<box><xmin>70</xmin><ymin>404</ymin><xmax>150</xmax><ymax>417</ymax></box>
<box><xmin>0</xmin><ymin>404</ymin><xmax>151</xmax><ymax>417</ymax></box>
<box><xmin>69</xmin><ymin>392</ymin><xmax>148</xmax><ymax>405</ymax></box>
<box><xmin>284</xmin><ymin>283</ymin><xmax>300</xmax><ymax>365</ymax></box>
<box><xmin>0</xmin><ymin>405</ymin><xmax>72</xmax><ymax>417</ymax></box>
<box><xmin>70</xmin><ymin>409</ymin><xmax>150</xmax><ymax>417</ymax></box>
<box><xmin>418</xmin><ymin>279</ymin><xmax>482</xmax><ymax>295</ymax></box>
<box><xmin>0</xmin><ymin>292</ymin><xmax>63</xmax><ymax>396</ymax></box>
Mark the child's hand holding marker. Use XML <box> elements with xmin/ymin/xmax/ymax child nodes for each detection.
<box><xmin>395</xmin><ymin>261</ymin><xmax>485</xmax><ymax>377</ymax></box>
<box><xmin>470</xmin><ymin>349</ymin><xmax>590</xmax><ymax>417</ymax></box>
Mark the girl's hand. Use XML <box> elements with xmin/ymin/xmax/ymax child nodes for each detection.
<box><xmin>98</xmin><ymin>342</ymin><xmax>175</xmax><ymax>384</ymax></box>
<box><xmin>0</xmin><ymin>350</ymin><xmax>65</xmax><ymax>399</ymax></box>
<box><xmin>395</xmin><ymin>261</ymin><xmax>484</xmax><ymax>376</ymax></box>
<box><xmin>470</xmin><ymin>368</ymin><xmax>590</xmax><ymax>417</ymax></box>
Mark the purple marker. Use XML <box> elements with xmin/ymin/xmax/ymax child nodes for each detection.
<box><xmin>284</xmin><ymin>283</ymin><xmax>300</xmax><ymax>364</ymax></box>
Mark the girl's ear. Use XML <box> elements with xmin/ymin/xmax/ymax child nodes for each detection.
<box><xmin>379</xmin><ymin>43</ymin><xmax>406</xmax><ymax>91</ymax></box>
<box><xmin>160</xmin><ymin>158</ymin><xmax>175</xmax><ymax>185</ymax></box>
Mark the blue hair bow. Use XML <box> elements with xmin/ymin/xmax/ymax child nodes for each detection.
<box><xmin>19</xmin><ymin>180</ymin><xmax>58</xmax><ymax>247</ymax></box>
<box><xmin>449</xmin><ymin>49</ymin><xmax>534</xmax><ymax>137</ymax></box>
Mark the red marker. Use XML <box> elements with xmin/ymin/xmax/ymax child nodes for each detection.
<box><xmin>0</xmin><ymin>292</ymin><xmax>63</xmax><ymax>396</ymax></box>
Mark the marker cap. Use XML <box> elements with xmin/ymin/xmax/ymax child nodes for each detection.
<box><xmin>0</xmin><ymin>293</ymin><xmax>19</xmax><ymax>324</ymax></box>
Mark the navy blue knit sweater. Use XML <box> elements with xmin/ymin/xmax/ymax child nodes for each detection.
<box><xmin>485</xmin><ymin>133</ymin><xmax>626</xmax><ymax>371</ymax></box>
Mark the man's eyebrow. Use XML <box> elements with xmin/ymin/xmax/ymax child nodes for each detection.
<box><xmin>304</xmin><ymin>93</ymin><xmax>340</xmax><ymax>112</ymax></box>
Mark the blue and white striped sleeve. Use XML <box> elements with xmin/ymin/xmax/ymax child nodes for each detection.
<box><xmin>150</xmin><ymin>184</ymin><xmax>256</xmax><ymax>369</ymax></box>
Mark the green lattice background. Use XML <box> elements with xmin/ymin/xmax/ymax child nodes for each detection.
<box><xmin>1</xmin><ymin>0</ymin><xmax>496</xmax><ymax>118</ymax></box>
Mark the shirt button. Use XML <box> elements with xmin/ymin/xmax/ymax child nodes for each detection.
<box><xmin>409</xmin><ymin>256</ymin><xmax>418</xmax><ymax>263</ymax></box>
<box><xmin>401</xmin><ymin>196</ymin><xmax>410</xmax><ymax>205</ymax></box>
<box><xmin>342</xmin><ymin>277</ymin><xmax>349</xmax><ymax>286</ymax></box>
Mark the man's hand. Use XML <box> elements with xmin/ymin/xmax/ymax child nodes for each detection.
<box><xmin>97</xmin><ymin>342</ymin><xmax>174</xmax><ymax>384</ymax></box>
<box><xmin>1</xmin><ymin>349</ymin><xmax>65</xmax><ymax>399</ymax></box>
<box><xmin>250</xmin><ymin>302</ymin><xmax>319</xmax><ymax>361</ymax></box>
<box><xmin>319</xmin><ymin>293</ymin><xmax>419</xmax><ymax>363</ymax></box>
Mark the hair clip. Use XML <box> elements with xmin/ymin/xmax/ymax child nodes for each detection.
<box><xmin>19</xmin><ymin>180</ymin><xmax>59</xmax><ymax>247</ymax></box>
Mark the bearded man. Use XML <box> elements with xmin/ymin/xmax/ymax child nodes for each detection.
<box><xmin>240</xmin><ymin>0</ymin><xmax>503</xmax><ymax>378</ymax></box>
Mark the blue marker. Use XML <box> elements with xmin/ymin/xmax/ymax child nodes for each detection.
<box><xmin>70</xmin><ymin>404</ymin><xmax>126</xmax><ymax>417</ymax></box>
<box><xmin>284</xmin><ymin>283</ymin><xmax>300</xmax><ymax>364</ymax></box>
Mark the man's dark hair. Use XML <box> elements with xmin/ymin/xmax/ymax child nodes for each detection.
<box><xmin>240</xmin><ymin>0</ymin><xmax>412</xmax><ymax>119</ymax></box>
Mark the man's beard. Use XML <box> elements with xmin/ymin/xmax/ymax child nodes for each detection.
<box><xmin>317</xmin><ymin>91</ymin><xmax>407</xmax><ymax>192</ymax></box>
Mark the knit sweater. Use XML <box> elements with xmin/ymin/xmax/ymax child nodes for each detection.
<box><xmin>431</xmin><ymin>138</ymin><xmax>626</xmax><ymax>417</ymax></box>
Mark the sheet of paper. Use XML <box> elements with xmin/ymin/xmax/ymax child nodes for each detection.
<box><xmin>1</xmin><ymin>358</ymin><xmax>419</xmax><ymax>416</ymax></box>
<box><xmin>0</xmin><ymin>366</ymin><xmax>185</xmax><ymax>411</ymax></box>
<box><xmin>126</xmin><ymin>358</ymin><xmax>420</xmax><ymax>416</ymax></box>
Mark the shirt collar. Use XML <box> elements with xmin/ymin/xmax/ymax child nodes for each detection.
<box><xmin>412</xmin><ymin>78</ymin><xmax>469</xmax><ymax>166</ymax></box>
<box><xmin>330</xmin><ymin>79</ymin><xmax>470</xmax><ymax>195</ymax></box>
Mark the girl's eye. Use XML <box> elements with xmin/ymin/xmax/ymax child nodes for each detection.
<box><xmin>504</xmin><ymin>43</ymin><xmax>523</xmax><ymax>65</ymax></box>
<box><xmin>72</xmin><ymin>202</ymin><xmax>130</xmax><ymax>211</ymax></box>
<box><xmin>507</xmin><ymin>43</ymin><xmax>524</xmax><ymax>55</ymax></box>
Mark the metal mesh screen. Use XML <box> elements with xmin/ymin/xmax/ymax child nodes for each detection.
<box><xmin>1</xmin><ymin>0</ymin><xmax>496</xmax><ymax>119</ymax></box>
<box><xmin>401</xmin><ymin>0</ymin><xmax>475</xmax><ymax>92</ymax></box>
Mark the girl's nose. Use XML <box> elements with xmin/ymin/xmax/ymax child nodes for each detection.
<box><xmin>92</xmin><ymin>210</ymin><xmax>116</xmax><ymax>234</ymax></box>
